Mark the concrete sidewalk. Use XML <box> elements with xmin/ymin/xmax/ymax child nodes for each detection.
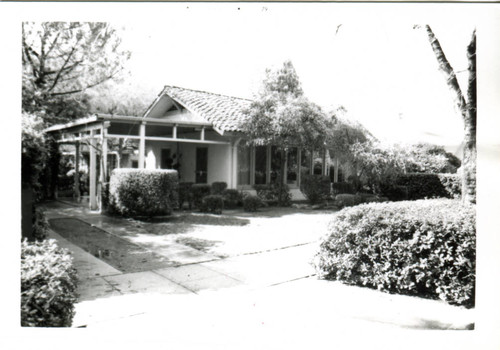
<box><xmin>44</xmin><ymin>200</ymin><xmax>474</xmax><ymax>331</ymax></box>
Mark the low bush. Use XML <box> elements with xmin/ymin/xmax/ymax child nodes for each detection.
<box><xmin>243</xmin><ymin>195</ymin><xmax>264</xmax><ymax>212</ymax></box>
<box><xmin>332</xmin><ymin>182</ymin><xmax>355</xmax><ymax>195</ymax></box>
<box><xmin>222</xmin><ymin>189</ymin><xmax>244</xmax><ymax>209</ymax></box>
<box><xmin>199</xmin><ymin>195</ymin><xmax>224</xmax><ymax>214</ymax></box>
<box><xmin>211</xmin><ymin>182</ymin><xmax>228</xmax><ymax>195</ymax></box>
<box><xmin>254</xmin><ymin>183</ymin><xmax>291</xmax><ymax>207</ymax></box>
<box><xmin>108</xmin><ymin>169</ymin><xmax>178</xmax><ymax>217</ymax></box>
<box><xmin>21</xmin><ymin>239</ymin><xmax>78</xmax><ymax>327</ymax></box>
<box><xmin>334</xmin><ymin>194</ymin><xmax>364</xmax><ymax>208</ymax></box>
<box><xmin>300</xmin><ymin>175</ymin><xmax>331</xmax><ymax>204</ymax></box>
<box><xmin>314</xmin><ymin>199</ymin><xmax>475</xmax><ymax>307</ymax></box>
<box><xmin>380</xmin><ymin>184</ymin><xmax>408</xmax><ymax>201</ymax></box>
<box><xmin>396</xmin><ymin>173</ymin><xmax>462</xmax><ymax>200</ymax></box>
<box><xmin>178</xmin><ymin>182</ymin><xmax>194</xmax><ymax>209</ymax></box>
<box><xmin>191</xmin><ymin>184</ymin><xmax>212</xmax><ymax>209</ymax></box>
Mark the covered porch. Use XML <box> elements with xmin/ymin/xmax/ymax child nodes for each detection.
<box><xmin>45</xmin><ymin>113</ymin><xmax>240</xmax><ymax>211</ymax></box>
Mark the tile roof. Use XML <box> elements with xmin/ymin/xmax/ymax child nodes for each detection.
<box><xmin>161</xmin><ymin>85</ymin><xmax>253</xmax><ymax>134</ymax></box>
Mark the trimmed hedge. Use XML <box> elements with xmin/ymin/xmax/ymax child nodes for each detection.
<box><xmin>200</xmin><ymin>195</ymin><xmax>224</xmax><ymax>214</ymax></box>
<box><xmin>109</xmin><ymin>169</ymin><xmax>178</xmax><ymax>217</ymax></box>
<box><xmin>396</xmin><ymin>173</ymin><xmax>461</xmax><ymax>200</ymax></box>
<box><xmin>243</xmin><ymin>195</ymin><xmax>264</xmax><ymax>212</ymax></box>
<box><xmin>334</xmin><ymin>194</ymin><xmax>364</xmax><ymax>208</ymax></box>
<box><xmin>314</xmin><ymin>199</ymin><xmax>475</xmax><ymax>307</ymax></box>
<box><xmin>211</xmin><ymin>182</ymin><xmax>228</xmax><ymax>195</ymax></box>
<box><xmin>332</xmin><ymin>182</ymin><xmax>355</xmax><ymax>195</ymax></box>
<box><xmin>254</xmin><ymin>183</ymin><xmax>292</xmax><ymax>207</ymax></box>
<box><xmin>21</xmin><ymin>239</ymin><xmax>78</xmax><ymax>327</ymax></box>
<box><xmin>300</xmin><ymin>175</ymin><xmax>331</xmax><ymax>204</ymax></box>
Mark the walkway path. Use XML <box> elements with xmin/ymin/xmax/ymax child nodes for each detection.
<box><xmin>43</xmin><ymin>200</ymin><xmax>474</xmax><ymax>332</ymax></box>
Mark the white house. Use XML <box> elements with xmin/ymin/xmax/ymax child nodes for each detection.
<box><xmin>45</xmin><ymin>86</ymin><xmax>342</xmax><ymax>210</ymax></box>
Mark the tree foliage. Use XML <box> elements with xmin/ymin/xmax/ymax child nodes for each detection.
<box><xmin>242</xmin><ymin>60</ymin><xmax>331</xmax><ymax>151</ymax></box>
<box><xmin>22</xmin><ymin>22</ymin><xmax>130</xmax><ymax>124</ymax></box>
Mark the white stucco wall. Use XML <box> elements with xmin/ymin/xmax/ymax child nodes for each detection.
<box><xmin>144</xmin><ymin>141</ymin><xmax>232</xmax><ymax>186</ymax></box>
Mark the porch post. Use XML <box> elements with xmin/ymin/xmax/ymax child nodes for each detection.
<box><xmin>173</xmin><ymin>124</ymin><xmax>177</xmax><ymax>139</ymax></box>
<box><xmin>322</xmin><ymin>148</ymin><xmax>328</xmax><ymax>176</ymax></box>
<box><xmin>139</xmin><ymin>122</ymin><xmax>146</xmax><ymax>168</ymax></box>
<box><xmin>334</xmin><ymin>157</ymin><xmax>339</xmax><ymax>183</ymax></box>
<box><xmin>200</xmin><ymin>127</ymin><xmax>205</xmax><ymax>141</ymax></box>
<box><xmin>73</xmin><ymin>141</ymin><xmax>81</xmax><ymax>200</ymax></box>
<box><xmin>99</xmin><ymin>124</ymin><xmax>108</xmax><ymax>212</ymax></box>
<box><xmin>89</xmin><ymin>130</ymin><xmax>97</xmax><ymax>210</ymax></box>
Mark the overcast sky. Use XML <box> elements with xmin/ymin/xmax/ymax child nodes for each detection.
<box><xmin>113</xmin><ymin>5</ymin><xmax>477</xmax><ymax>153</ymax></box>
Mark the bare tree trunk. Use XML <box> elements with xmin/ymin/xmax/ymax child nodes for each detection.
<box><xmin>425</xmin><ymin>25</ymin><xmax>476</xmax><ymax>204</ymax></box>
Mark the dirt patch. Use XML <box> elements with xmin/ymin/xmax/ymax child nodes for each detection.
<box><xmin>175</xmin><ymin>236</ymin><xmax>226</xmax><ymax>257</ymax></box>
<box><xmin>49</xmin><ymin>218</ymin><xmax>175</xmax><ymax>273</ymax></box>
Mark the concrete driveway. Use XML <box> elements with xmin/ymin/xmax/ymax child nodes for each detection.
<box><xmin>44</xmin><ymin>200</ymin><xmax>474</xmax><ymax>332</ymax></box>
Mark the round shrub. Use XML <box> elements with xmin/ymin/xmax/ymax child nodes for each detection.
<box><xmin>314</xmin><ymin>199</ymin><xmax>475</xmax><ymax>307</ymax></box>
<box><xmin>21</xmin><ymin>239</ymin><xmax>78</xmax><ymax>327</ymax></box>
<box><xmin>200</xmin><ymin>195</ymin><xmax>224</xmax><ymax>214</ymax></box>
<box><xmin>254</xmin><ymin>183</ymin><xmax>291</xmax><ymax>207</ymax></box>
<box><xmin>191</xmin><ymin>184</ymin><xmax>212</xmax><ymax>209</ymax></box>
<box><xmin>300</xmin><ymin>175</ymin><xmax>331</xmax><ymax>204</ymax></box>
<box><xmin>222</xmin><ymin>189</ymin><xmax>244</xmax><ymax>209</ymax></box>
<box><xmin>109</xmin><ymin>169</ymin><xmax>178</xmax><ymax>217</ymax></box>
<box><xmin>243</xmin><ymin>195</ymin><xmax>264</xmax><ymax>212</ymax></box>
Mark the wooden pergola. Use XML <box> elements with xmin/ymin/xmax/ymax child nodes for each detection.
<box><xmin>45</xmin><ymin>113</ymin><xmax>229</xmax><ymax>211</ymax></box>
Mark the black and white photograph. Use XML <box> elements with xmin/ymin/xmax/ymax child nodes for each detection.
<box><xmin>2</xmin><ymin>1</ymin><xmax>500</xmax><ymax>349</ymax></box>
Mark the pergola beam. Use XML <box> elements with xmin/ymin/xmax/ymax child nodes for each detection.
<box><xmin>105</xmin><ymin>133</ymin><xmax>231</xmax><ymax>145</ymax></box>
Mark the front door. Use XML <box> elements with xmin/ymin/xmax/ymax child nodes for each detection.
<box><xmin>195</xmin><ymin>147</ymin><xmax>208</xmax><ymax>183</ymax></box>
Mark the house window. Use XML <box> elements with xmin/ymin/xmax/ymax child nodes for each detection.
<box><xmin>254</xmin><ymin>145</ymin><xmax>267</xmax><ymax>185</ymax></box>
<box><xmin>237</xmin><ymin>144</ymin><xmax>251</xmax><ymax>186</ymax></box>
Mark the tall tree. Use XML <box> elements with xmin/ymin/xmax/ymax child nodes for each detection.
<box><xmin>22</xmin><ymin>22</ymin><xmax>130</xmax><ymax>124</ymax></box>
<box><xmin>422</xmin><ymin>25</ymin><xmax>476</xmax><ymax>204</ymax></box>
<box><xmin>241</xmin><ymin>61</ymin><xmax>331</xmax><ymax>203</ymax></box>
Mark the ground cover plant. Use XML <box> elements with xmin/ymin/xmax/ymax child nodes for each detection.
<box><xmin>108</xmin><ymin>169</ymin><xmax>178</xmax><ymax>217</ymax></box>
<box><xmin>21</xmin><ymin>239</ymin><xmax>78</xmax><ymax>327</ymax></box>
<box><xmin>314</xmin><ymin>199</ymin><xmax>475</xmax><ymax>307</ymax></box>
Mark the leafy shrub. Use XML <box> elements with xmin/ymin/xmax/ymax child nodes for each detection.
<box><xmin>254</xmin><ymin>183</ymin><xmax>292</xmax><ymax>207</ymax></box>
<box><xmin>33</xmin><ymin>208</ymin><xmax>49</xmax><ymax>241</ymax></box>
<box><xmin>437</xmin><ymin>174</ymin><xmax>461</xmax><ymax>199</ymax></box>
<box><xmin>191</xmin><ymin>184</ymin><xmax>212</xmax><ymax>209</ymax></box>
<box><xmin>243</xmin><ymin>195</ymin><xmax>264</xmax><ymax>212</ymax></box>
<box><xmin>300</xmin><ymin>175</ymin><xmax>331</xmax><ymax>204</ymax></box>
<box><xmin>109</xmin><ymin>169</ymin><xmax>178</xmax><ymax>217</ymax></box>
<box><xmin>396</xmin><ymin>173</ymin><xmax>461</xmax><ymax>200</ymax></box>
<box><xmin>22</xmin><ymin>112</ymin><xmax>48</xmax><ymax>200</ymax></box>
<box><xmin>314</xmin><ymin>199</ymin><xmax>476</xmax><ymax>307</ymax></box>
<box><xmin>222</xmin><ymin>189</ymin><xmax>244</xmax><ymax>209</ymax></box>
<box><xmin>21</xmin><ymin>239</ymin><xmax>78</xmax><ymax>327</ymax></box>
<box><xmin>199</xmin><ymin>195</ymin><xmax>224</xmax><ymax>214</ymax></box>
<box><xmin>334</xmin><ymin>194</ymin><xmax>364</xmax><ymax>208</ymax></box>
<box><xmin>211</xmin><ymin>182</ymin><xmax>228</xmax><ymax>195</ymax></box>
<box><xmin>332</xmin><ymin>182</ymin><xmax>355</xmax><ymax>195</ymax></box>
<box><xmin>178</xmin><ymin>182</ymin><xmax>194</xmax><ymax>209</ymax></box>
